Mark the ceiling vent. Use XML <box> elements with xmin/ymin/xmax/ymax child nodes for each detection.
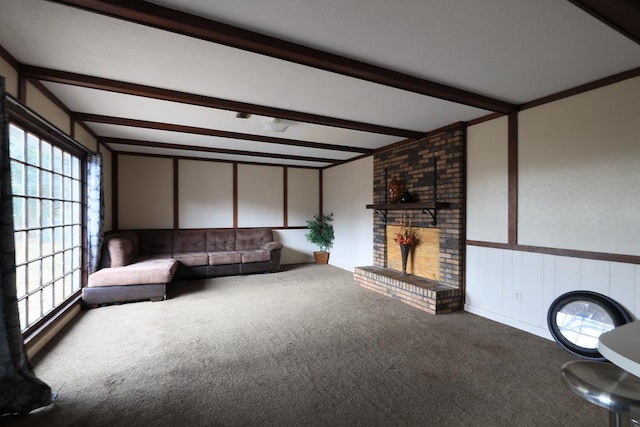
<box><xmin>236</xmin><ymin>112</ymin><xmax>251</xmax><ymax>119</ymax></box>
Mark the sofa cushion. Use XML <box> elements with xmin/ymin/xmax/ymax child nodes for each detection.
<box><xmin>241</xmin><ymin>249</ymin><xmax>271</xmax><ymax>263</ymax></box>
<box><xmin>107</xmin><ymin>236</ymin><xmax>134</xmax><ymax>267</ymax></box>
<box><xmin>173</xmin><ymin>230</ymin><xmax>206</xmax><ymax>253</ymax></box>
<box><xmin>236</xmin><ymin>229</ymin><xmax>273</xmax><ymax>250</ymax></box>
<box><xmin>208</xmin><ymin>251</ymin><xmax>242</xmax><ymax>265</ymax></box>
<box><xmin>261</xmin><ymin>241</ymin><xmax>283</xmax><ymax>251</ymax></box>
<box><xmin>137</xmin><ymin>230</ymin><xmax>173</xmax><ymax>255</ymax></box>
<box><xmin>136</xmin><ymin>254</ymin><xmax>173</xmax><ymax>261</ymax></box>
<box><xmin>88</xmin><ymin>258</ymin><xmax>178</xmax><ymax>287</ymax></box>
<box><xmin>173</xmin><ymin>252</ymin><xmax>209</xmax><ymax>267</ymax></box>
<box><xmin>206</xmin><ymin>230</ymin><xmax>236</xmax><ymax>252</ymax></box>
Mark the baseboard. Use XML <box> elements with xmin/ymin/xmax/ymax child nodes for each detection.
<box><xmin>464</xmin><ymin>304</ymin><xmax>553</xmax><ymax>341</ymax></box>
<box><xmin>26</xmin><ymin>303</ymin><xmax>82</xmax><ymax>359</ymax></box>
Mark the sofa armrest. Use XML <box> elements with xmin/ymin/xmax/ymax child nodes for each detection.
<box><xmin>261</xmin><ymin>242</ymin><xmax>283</xmax><ymax>251</ymax></box>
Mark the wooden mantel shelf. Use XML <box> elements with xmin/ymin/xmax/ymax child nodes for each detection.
<box><xmin>365</xmin><ymin>202</ymin><xmax>450</xmax><ymax>210</ymax></box>
<box><xmin>365</xmin><ymin>202</ymin><xmax>451</xmax><ymax>226</ymax></box>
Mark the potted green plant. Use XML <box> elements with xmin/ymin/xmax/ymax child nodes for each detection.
<box><xmin>305</xmin><ymin>212</ymin><xmax>334</xmax><ymax>264</ymax></box>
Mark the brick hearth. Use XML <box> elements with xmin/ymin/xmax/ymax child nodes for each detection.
<box><xmin>354</xmin><ymin>266</ymin><xmax>462</xmax><ymax>314</ymax></box>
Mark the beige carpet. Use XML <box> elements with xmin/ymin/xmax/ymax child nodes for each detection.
<box><xmin>4</xmin><ymin>264</ymin><xmax>604</xmax><ymax>426</ymax></box>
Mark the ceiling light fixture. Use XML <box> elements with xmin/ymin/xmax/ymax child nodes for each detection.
<box><xmin>264</xmin><ymin>117</ymin><xmax>289</xmax><ymax>132</ymax></box>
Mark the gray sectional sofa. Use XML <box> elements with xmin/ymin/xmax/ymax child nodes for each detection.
<box><xmin>83</xmin><ymin>228</ymin><xmax>282</xmax><ymax>307</ymax></box>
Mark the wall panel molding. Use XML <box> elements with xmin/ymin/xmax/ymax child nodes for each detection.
<box><xmin>467</xmin><ymin>240</ymin><xmax>640</xmax><ymax>265</ymax></box>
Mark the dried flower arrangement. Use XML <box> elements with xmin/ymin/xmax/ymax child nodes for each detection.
<box><xmin>393</xmin><ymin>213</ymin><xmax>419</xmax><ymax>245</ymax></box>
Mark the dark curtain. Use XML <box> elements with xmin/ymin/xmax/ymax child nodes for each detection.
<box><xmin>0</xmin><ymin>78</ymin><xmax>53</xmax><ymax>415</ymax></box>
<box><xmin>86</xmin><ymin>152</ymin><xmax>103</xmax><ymax>275</ymax></box>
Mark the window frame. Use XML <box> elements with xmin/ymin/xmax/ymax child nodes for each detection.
<box><xmin>7</xmin><ymin>97</ymin><xmax>91</xmax><ymax>340</ymax></box>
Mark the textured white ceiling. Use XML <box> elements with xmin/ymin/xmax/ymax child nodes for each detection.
<box><xmin>0</xmin><ymin>0</ymin><xmax>639</xmax><ymax>167</ymax></box>
<box><xmin>148</xmin><ymin>0</ymin><xmax>640</xmax><ymax>101</ymax></box>
<box><xmin>42</xmin><ymin>83</ymin><xmax>400</xmax><ymax>149</ymax></box>
<box><xmin>88</xmin><ymin>123</ymin><xmax>360</xmax><ymax>160</ymax></box>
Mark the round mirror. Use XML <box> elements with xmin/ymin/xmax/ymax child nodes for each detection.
<box><xmin>547</xmin><ymin>291</ymin><xmax>632</xmax><ymax>360</ymax></box>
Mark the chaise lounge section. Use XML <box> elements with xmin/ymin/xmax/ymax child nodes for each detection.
<box><xmin>83</xmin><ymin>228</ymin><xmax>282</xmax><ymax>307</ymax></box>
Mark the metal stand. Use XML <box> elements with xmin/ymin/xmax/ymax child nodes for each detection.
<box><xmin>561</xmin><ymin>361</ymin><xmax>640</xmax><ymax>427</ymax></box>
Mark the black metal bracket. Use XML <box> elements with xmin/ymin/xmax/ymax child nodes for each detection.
<box><xmin>423</xmin><ymin>208</ymin><xmax>437</xmax><ymax>226</ymax></box>
<box><xmin>373</xmin><ymin>208</ymin><xmax>438</xmax><ymax>226</ymax></box>
<box><xmin>374</xmin><ymin>209</ymin><xmax>388</xmax><ymax>224</ymax></box>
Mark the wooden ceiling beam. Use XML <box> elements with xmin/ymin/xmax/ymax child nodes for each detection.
<box><xmin>23</xmin><ymin>65</ymin><xmax>423</xmax><ymax>140</ymax></box>
<box><xmin>567</xmin><ymin>0</ymin><xmax>640</xmax><ymax>45</ymax></box>
<box><xmin>74</xmin><ymin>113</ymin><xmax>374</xmax><ymax>154</ymax></box>
<box><xmin>46</xmin><ymin>0</ymin><xmax>515</xmax><ymax>114</ymax></box>
<box><xmin>101</xmin><ymin>137</ymin><xmax>341</xmax><ymax>164</ymax></box>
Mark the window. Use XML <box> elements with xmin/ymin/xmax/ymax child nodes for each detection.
<box><xmin>9</xmin><ymin>123</ymin><xmax>83</xmax><ymax>332</ymax></box>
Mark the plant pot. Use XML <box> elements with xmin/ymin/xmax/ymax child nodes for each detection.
<box><xmin>314</xmin><ymin>251</ymin><xmax>330</xmax><ymax>264</ymax></box>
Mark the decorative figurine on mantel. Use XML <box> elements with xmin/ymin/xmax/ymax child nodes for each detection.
<box><xmin>388</xmin><ymin>175</ymin><xmax>402</xmax><ymax>203</ymax></box>
<box><xmin>400</xmin><ymin>190</ymin><xmax>414</xmax><ymax>203</ymax></box>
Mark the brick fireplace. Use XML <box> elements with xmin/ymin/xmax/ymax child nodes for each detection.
<box><xmin>354</xmin><ymin>124</ymin><xmax>465</xmax><ymax>314</ymax></box>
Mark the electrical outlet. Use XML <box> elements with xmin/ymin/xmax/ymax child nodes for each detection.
<box><xmin>514</xmin><ymin>290</ymin><xmax>521</xmax><ymax>302</ymax></box>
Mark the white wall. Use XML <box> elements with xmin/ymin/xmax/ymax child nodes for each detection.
<box><xmin>518</xmin><ymin>77</ymin><xmax>640</xmax><ymax>255</ymax></box>
<box><xmin>466</xmin><ymin>76</ymin><xmax>640</xmax><ymax>338</ymax></box>
<box><xmin>274</xmin><ymin>229</ymin><xmax>315</xmax><ymax>264</ymax></box>
<box><xmin>178</xmin><ymin>160</ymin><xmax>233</xmax><ymax>228</ymax></box>
<box><xmin>74</xmin><ymin>122</ymin><xmax>97</xmax><ymax>152</ymax></box>
<box><xmin>287</xmin><ymin>168</ymin><xmax>318</xmax><ymax>226</ymax></box>
<box><xmin>279</xmin><ymin>168</ymin><xmax>319</xmax><ymax>264</ymax></box>
<box><xmin>118</xmin><ymin>155</ymin><xmax>173</xmax><ymax>229</ymax></box>
<box><xmin>466</xmin><ymin>116</ymin><xmax>509</xmax><ymax>243</ymax></box>
<box><xmin>237</xmin><ymin>164</ymin><xmax>283</xmax><ymax>227</ymax></box>
<box><xmin>323</xmin><ymin>156</ymin><xmax>374</xmax><ymax>271</ymax></box>
<box><xmin>25</xmin><ymin>81</ymin><xmax>70</xmax><ymax>134</ymax></box>
<box><xmin>0</xmin><ymin>55</ymin><xmax>19</xmax><ymax>96</ymax></box>
<box><xmin>116</xmin><ymin>158</ymin><xmax>320</xmax><ymax>264</ymax></box>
